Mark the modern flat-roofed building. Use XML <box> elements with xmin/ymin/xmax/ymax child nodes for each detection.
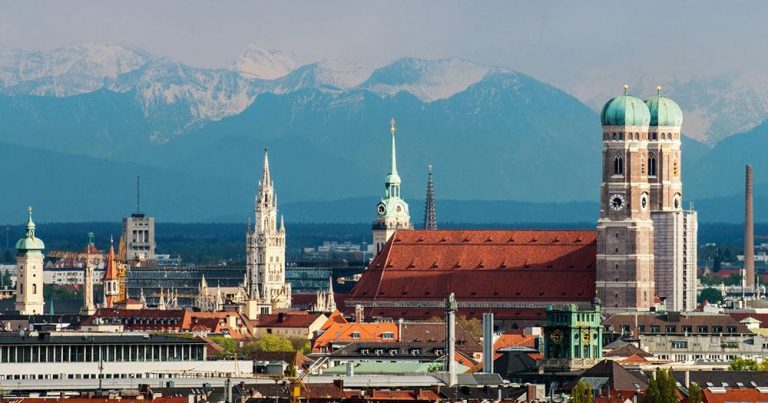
<box><xmin>0</xmin><ymin>332</ymin><xmax>247</xmax><ymax>381</ymax></box>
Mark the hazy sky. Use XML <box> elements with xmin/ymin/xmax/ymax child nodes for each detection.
<box><xmin>2</xmin><ymin>1</ymin><xmax>767</xmax><ymax>86</ymax></box>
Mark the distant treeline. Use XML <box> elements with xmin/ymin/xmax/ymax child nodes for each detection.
<box><xmin>0</xmin><ymin>222</ymin><xmax>762</xmax><ymax>264</ymax></box>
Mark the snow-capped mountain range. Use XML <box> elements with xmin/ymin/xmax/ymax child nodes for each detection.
<box><xmin>3</xmin><ymin>42</ymin><xmax>766</xmax><ymax>145</ymax></box>
<box><xmin>0</xmin><ymin>42</ymin><xmax>518</xmax><ymax>141</ymax></box>
<box><xmin>1</xmin><ymin>42</ymin><xmax>767</xmax><ymax>222</ymax></box>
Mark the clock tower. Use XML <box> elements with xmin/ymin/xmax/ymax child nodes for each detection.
<box><xmin>372</xmin><ymin>118</ymin><xmax>411</xmax><ymax>254</ymax></box>
<box><xmin>15</xmin><ymin>207</ymin><xmax>45</xmax><ymax>316</ymax></box>
<box><xmin>596</xmin><ymin>86</ymin><xmax>655</xmax><ymax>311</ymax></box>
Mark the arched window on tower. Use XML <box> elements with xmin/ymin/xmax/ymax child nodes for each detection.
<box><xmin>614</xmin><ymin>155</ymin><xmax>624</xmax><ymax>175</ymax></box>
<box><xmin>648</xmin><ymin>153</ymin><xmax>657</xmax><ymax>176</ymax></box>
<box><xmin>33</xmin><ymin>283</ymin><xmax>37</xmax><ymax>295</ymax></box>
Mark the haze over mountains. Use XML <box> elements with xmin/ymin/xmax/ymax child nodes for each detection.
<box><xmin>1</xmin><ymin>42</ymin><xmax>766</xmax><ymax>224</ymax></box>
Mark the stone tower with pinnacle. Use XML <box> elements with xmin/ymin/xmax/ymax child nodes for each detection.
<box><xmin>372</xmin><ymin>118</ymin><xmax>412</xmax><ymax>254</ymax></box>
<box><xmin>247</xmin><ymin>149</ymin><xmax>291</xmax><ymax>309</ymax></box>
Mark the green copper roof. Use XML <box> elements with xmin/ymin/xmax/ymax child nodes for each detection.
<box><xmin>645</xmin><ymin>94</ymin><xmax>683</xmax><ymax>127</ymax></box>
<box><xmin>600</xmin><ymin>93</ymin><xmax>650</xmax><ymax>127</ymax></box>
<box><xmin>15</xmin><ymin>207</ymin><xmax>45</xmax><ymax>252</ymax></box>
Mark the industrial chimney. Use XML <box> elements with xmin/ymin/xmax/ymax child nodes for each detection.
<box><xmin>745</xmin><ymin>165</ymin><xmax>755</xmax><ymax>290</ymax></box>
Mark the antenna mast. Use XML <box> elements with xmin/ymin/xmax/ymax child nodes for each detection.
<box><xmin>136</xmin><ymin>176</ymin><xmax>141</xmax><ymax>215</ymax></box>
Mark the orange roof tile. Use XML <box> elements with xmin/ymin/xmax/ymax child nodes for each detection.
<box><xmin>313</xmin><ymin>322</ymin><xmax>398</xmax><ymax>353</ymax></box>
<box><xmin>321</xmin><ymin>310</ymin><xmax>348</xmax><ymax>330</ymax></box>
<box><xmin>493</xmin><ymin>332</ymin><xmax>537</xmax><ymax>359</ymax></box>
<box><xmin>703</xmin><ymin>388</ymin><xmax>768</xmax><ymax>403</ymax></box>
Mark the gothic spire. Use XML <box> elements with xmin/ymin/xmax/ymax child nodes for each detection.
<box><xmin>424</xmin><ymin>164</ymin><xmax>437</xmax><ymax>230</ymax></box>
<box><xmin>262</xmin><ymin>148</ymin><xmax>271</xmax><ymax>186</ymax></box>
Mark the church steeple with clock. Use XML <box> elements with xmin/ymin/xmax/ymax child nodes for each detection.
<box><xmin>596</xmin><ymin>85</ymin><xmax>655</xmax><ymax>311</ymax></box>
<box><xmin>372</xmin><ymin>118</ymin><xmax>411</xmax><ymax>254</ymax></box>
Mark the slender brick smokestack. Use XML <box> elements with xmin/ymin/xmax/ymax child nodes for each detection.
<box><xmin>745</xmin><ymin>165</ymin><xmax>755</xmax><ymax>289</ymax></box>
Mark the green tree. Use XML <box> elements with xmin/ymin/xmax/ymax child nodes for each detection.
<box><xmin>647</xmin><ymin>368</ymin><xmax>678</xmax><ymax>403</ymax></box>
<box><xmin>571</xmin><ymin>380</ymin><xmax>594</xmax><ymax>403</ymax></box>
<box><xmin>208</xmin><ymin>335</ymin><xmax>238</xmax><ymax>359</ymax></box>
<box><xmin>729</xmin><ymin>357</ymin><xmax>759</xmax><ymax>371</ymax></box>
<box><xmin>254</xmin><ymin>334</ymin><xmax>294</xmax><ymax>352</ymax></box>
<box><xmin>687</xmin><ymin>382</ymin><xmax>702</xmax><ymax>403</ymax></box>
<box><xmin>697</xmin><ymin>287</ymin><xmax>723</xmax><ymax>304</ymax></box>
<box><xmin>759</xmin><ymin>360</ymin><xmax>768</xmax><ymax>371</ymax></box>
<box><xmin>290</xmin><ymin>337</ymin><xmax>311</xmax><ymax>354</ymax></box>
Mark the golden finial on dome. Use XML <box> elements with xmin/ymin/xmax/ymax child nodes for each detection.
<box><xmin>623</xmin><ymin>84</ymin><xmax>629</xmax><ymax>95</ymax></box>
<box><xmin>657</xmin><ymin>85</ymin><xmax>662</xmax><ymax>96</ymax></box>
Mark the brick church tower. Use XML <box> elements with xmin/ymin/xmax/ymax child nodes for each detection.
<box><xmin>596</xmin><ymin>86</ymin><xmax>655</xmax><ymax>311</ymax></box>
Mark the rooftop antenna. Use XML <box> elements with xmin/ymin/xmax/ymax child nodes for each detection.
<box><xmin>136</xmin><ymin>176</ymin><xmax>141</xmax><ymax>215</ymax></box>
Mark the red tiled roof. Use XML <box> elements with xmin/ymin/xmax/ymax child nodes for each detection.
<box><xmin>367</xmin><ymin>390</ymin><xmax>441</xmax><ymax>401</ymax></box>
<box><xmin>729</xmin><ymin>313</ymin><xmax>768</xmax><ymax>327</ymax></box>
<box><xmin>703</xmin><ymin>388</ymin><xmax>768</xmax><ymax>403</ymax></box>
<box><xmin>313</xmin><ymin>322</ymin><xmax>399</xmax><ymax>352</ymax></box>
<box><xmin>493</xmin><ymin>332</ymin><xmax>537</xmax><ymax>359</ymax></box>
<box><xmin>321</xmin><ymin>310</ymin><xmax>348</xmax><ymax>330</ymax></box>
<box><xmin>349</xmin><ymin>229</ymin><xmax>596</xmax><ymax>303</ymax></box>
<box><xmin>257</xmin><ymin>312</ymin><xmax>324</xmax><ymax>328</ymax></box>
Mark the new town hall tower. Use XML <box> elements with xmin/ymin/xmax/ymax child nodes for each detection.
<box><xmin>597</xmin><ymin>86</ymin><xmax>697</xmax><ymax>312</ymax></box>
<box><xmin>246</xmin><ymin>150</ymin><xmax>291</xmax><ymax>309</ymax></box>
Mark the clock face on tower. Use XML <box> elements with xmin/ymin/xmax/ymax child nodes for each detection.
<box><xmin>395</xmin><ymin>204</ymin><xmax>402</xmax><ymax>213</ymax></box>
<box><xmin>377</xmin><ymin>203</ymin><xmax>386</xmax><ymax>215</ymax></box>
<box><xmin>609</xmin><ymin>194</ymin><xmax>625</xmax><ymax>211</ymax></box>
<box><xmin>550</xmin><ymin>329</ymin><xmax>563</xmax><ymax>344</ymax></box>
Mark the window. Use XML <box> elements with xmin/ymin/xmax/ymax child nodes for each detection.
<box><xmin>727</xmin><ymin>326</ymin><xmax>738</xmax><ymax>333</ymax></box>
<box><xmin>650</xmin><ymin>325</ymin><xmax>660</xmax><ymax>333</ymax></box>
<box><xmin>614</xmin><ymin>155</ymin><xmax>624</xmax><ymax>175</ymax></box>
<box><xmin>671</xmin><ymin>340</ymin><xmax>688</xmax><ymax>349</ymax></box>
<box><xmin>698</xmin><ymin>326</ymin><xmax>708</xmax><ymax>333</ymax></box>
<box><xmin>351</xmin><ymin>332</ymin><xmax>361</xmax><ymax>339</ymax></box>
<box><xmin>382</xmin><ymin>332</ymin><xmax>394</xmax><ymax>340</ymax></box>
<box><xmin>712</xmin><ymin>326</ymin><xmax>723</xmax><ymax>334</ymax></box>
<box><xmin>648</xmin><ymin>153</ymin><xmax>656</xmax><ymax>176</ymax></box>
<box><xmin>682</xmin><ymin>325</ymin><xmax>693</xmax><ymax>333</ymax></box>
<box><xmin>666</xmin><ymin>325</ymin><xmax>676</xmax><ymax>333</ymax></box>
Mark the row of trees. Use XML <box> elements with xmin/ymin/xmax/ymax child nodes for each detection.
<box><xmin>571</xmin><ymin>368</ymin><xmax>702</xmax><ymax>403</ymax></box>
<box><xmin>208</xmin><ymin>334</ymin><xmax>311</xmax><ymax>360</ymax></box>
<box><xmin>729</xmin><ymin>357</ymin><xmax>768</xmax><ymax>371</ymax></box>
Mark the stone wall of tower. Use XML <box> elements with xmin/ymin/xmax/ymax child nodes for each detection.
<box><xmin>596</xmin><ymin>126</ymin><xmax>655</xmax><ymax>311</ymax></box>
<box><xmin>15</xmin><ymin>252</ymin><xmax>44</xmax><ymax>315</ymax></box>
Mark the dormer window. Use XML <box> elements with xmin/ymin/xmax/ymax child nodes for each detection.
<box><xmin>351</xmin><ymin>332</ymin><xmax>361</xmax><ymax>339</ymax></box>
<box><xmin>382</xmin><ymin>332</ymin><xmax>394</xmax><ymax>340</ymax></box>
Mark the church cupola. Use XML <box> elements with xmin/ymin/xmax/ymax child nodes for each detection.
<box><xmin>600</xmin><ymin>85</ymin><xmax>651</xmax><ymax>127</ymax></box>
<box><xmin>645</xmin><ymin>87</ymin><xmax>683</xmax><ymax>127</ymax></box>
